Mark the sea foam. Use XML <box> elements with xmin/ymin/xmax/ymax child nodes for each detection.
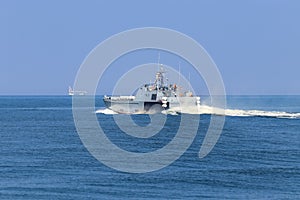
<box><xmin>95</xmin><ymin>105</ymin><xmax>300</xmax><ymax>119</ymax></box>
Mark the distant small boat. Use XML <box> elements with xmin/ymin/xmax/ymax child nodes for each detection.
<box><xmin>68</xmin><ymin>86</ymin><xmax>87</xmax><ymax>96</ymax></box>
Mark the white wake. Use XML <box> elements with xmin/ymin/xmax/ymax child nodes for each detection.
<box><xmin>169</xmin><ymin>105</ymin><xmax>300</xmax><ymax>119</ymax></box>
<box><xmin>96</xmin><ymin>106</ymin><xmax>300</xmax><ymax>119</ymax></box>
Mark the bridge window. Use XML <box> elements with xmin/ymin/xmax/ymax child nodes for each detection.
<box><xmin>151</xmin><ymin>94</ymin><xmax>157</xmax><ymax>100</ymax></box>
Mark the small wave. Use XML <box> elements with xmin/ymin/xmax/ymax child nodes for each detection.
<box><xmin>0</xmin><ymin>107</ymin><xmax>72</xmax><ymax>111</ymax></box>
<box><xmin>95</xmin><ymin>108</ymin><xmax>118</xmax><ymax>114</ymax></box>
<box><xmin>161</xmin><ymin>110</ymin><xmax>179</xmax><ymax>115</ymax></box>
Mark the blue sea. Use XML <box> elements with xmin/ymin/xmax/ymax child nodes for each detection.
<box><xmin>0</xmin><ymin>95</ymin><xmax>299</xmax><ymax>199</ymax></box>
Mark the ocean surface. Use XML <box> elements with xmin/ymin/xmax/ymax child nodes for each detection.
<box><xmin>0</xmin><ymin>95</ymin><xmax>299</xmax><ymax>199</ymax></box>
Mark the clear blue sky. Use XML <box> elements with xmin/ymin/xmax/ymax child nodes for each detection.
<box><xmin>1</xmin><ymin>0</ymin><xmax>300</xmax><ymax>95</ymax></box>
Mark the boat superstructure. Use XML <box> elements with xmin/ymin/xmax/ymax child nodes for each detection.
<box><xmin>103</xmin><ymin>66</ymin><xmax>200</xmax><ymax>114</ymax></box>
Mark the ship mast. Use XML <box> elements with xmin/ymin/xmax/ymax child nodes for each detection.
<box><xmin>154</xmin><ymin>65</ymin><xmax>166</xmax><ymax>88</ymax></box>
<box><xmin>155</xmin><ymin>52</ymin><xmax>165</xmax><ymax>88</ymax></box>
<box><xmin>157</xmin><ymin>52</ymin><xmax>161</xmax><ymax>72</ymax></box>
<box><xmin>178</xmin><ymin>62</ymin><xmax>181</xmax><ymax>88</ymax></box>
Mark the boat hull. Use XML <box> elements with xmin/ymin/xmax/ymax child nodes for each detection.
<box><xmin>103</xmin><ymin>96</ymin><xmax>199</xmax><ymax>114</ymax></box>
<box><xmin>104</xmin><ymin>99</ymin><xmax>163</xmax><ymax>114</ymax></box>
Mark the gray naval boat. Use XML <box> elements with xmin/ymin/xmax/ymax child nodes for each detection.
<box><xmin>103</xmin><ymin>67</ymin><xmax>200</xmax><ymax>114</ymax></box>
